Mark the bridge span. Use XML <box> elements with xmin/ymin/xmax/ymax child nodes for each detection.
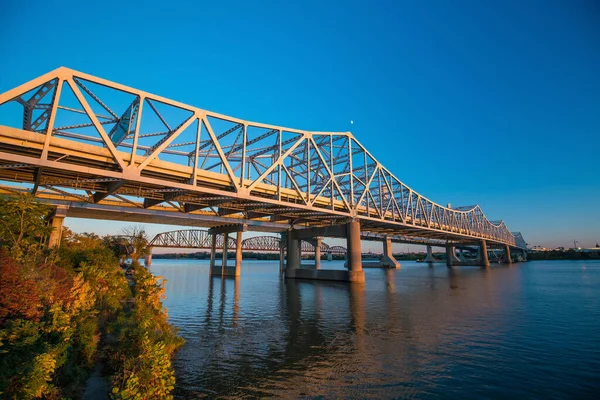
<box><xmin>0</xmin><ymin>67</ymin><xmax>527</xmax><ymax>282</ymax></box>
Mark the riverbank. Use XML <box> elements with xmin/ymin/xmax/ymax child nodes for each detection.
<box><xmin>0</xmin><ymin>194</ymin><xmax>183</xmax><ymax>399</ymax></box>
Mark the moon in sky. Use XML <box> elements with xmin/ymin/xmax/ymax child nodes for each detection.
<box><xmin>350</xmin><ymin>120</ymin><xmax>354</xmax><ymax>124</ymax></box>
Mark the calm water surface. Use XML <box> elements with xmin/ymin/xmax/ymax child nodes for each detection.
<box><xmin>151</xmin><ymin>260</ymin><xmax>600</xmax><ymax>399</ymax></box>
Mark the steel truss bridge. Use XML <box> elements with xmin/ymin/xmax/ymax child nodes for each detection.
<box><xmin>148</xmin><ymin>229</ymin><xmax>347</xmax><ymax>254</ymax></box>
<box><xmin>0</xmin><ymin>67</ymin><xmax>526</xmax><ymax>251</ymax></box>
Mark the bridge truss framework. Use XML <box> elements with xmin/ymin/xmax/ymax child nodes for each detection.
<box><xmin>0</xmin><ymin>67</ymin><xmax>528</xmax><ymax>282</ymax></box>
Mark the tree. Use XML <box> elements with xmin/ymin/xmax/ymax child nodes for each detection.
<box><xmin>103</xmin><ymin>225</ymin><xmax>150</xmax><ymax>268</ymax></box>
<box><xmin>0</xmin><ymin>194</ymin><xmax>52</xmax><ymax>262</ymax></box>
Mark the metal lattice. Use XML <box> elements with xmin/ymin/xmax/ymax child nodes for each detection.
<box><xmin>0</xmin><ymin>67</ymin><xmax>525</xmax><ymax>248</ymax></box>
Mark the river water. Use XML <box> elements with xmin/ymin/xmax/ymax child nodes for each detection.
<box><xmin>150</xmin><ymin>259</ymin><xmax>600</xmax><ymax>399</ymax></box>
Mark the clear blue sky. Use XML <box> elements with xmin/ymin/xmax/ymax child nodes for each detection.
<box><xmin>1</xmin><ymin>0</ymin><xmax>598</xmax><ymax>249</ymax></box>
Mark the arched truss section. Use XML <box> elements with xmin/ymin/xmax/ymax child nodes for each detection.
<box><xmin>0</xmin><ymin>67</ymin><xmax>524</xmax><ymax>248</ymax></box>
<box><xmin>149</xmin><ymin>230</ymin><xmax>349</xmax><ymax>253</ymax></box>
<box><xmin>149</xmin><ymin>229</ymin><xmax>235</xmax><ymax>249</ymax></box>
<box><xmin>300</xmin><ymin>240</ymin><xmax>330</xmax><ymax>253</ymax></box>
<box><xmin>241</xmin><ymin>236</ymin><xmax>281</xmax><ymax>251</ymax></box>
<box><xmin>328</xmin><ymin>246</ymin><xmax>347</xmax><ymax>255</ymax></box>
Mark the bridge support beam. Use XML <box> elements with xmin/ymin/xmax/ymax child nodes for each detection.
<box><xmin>327</xmin><ymin>252</ymin><xmax>332</xmax><ymax>261</ymax></box>
<box><xmin>314</xmin><ymin>237</ymin><xmax>322</xmax><ymax>270</ymax></box>
<box><xmin>286</xmin><ymin>231</ymin><xmax>301</xmax><ymax>271</ymax></box>
<box><xmin>381</xmin><ymin>236</ymin><xmax>400</xmax><ymax>268</ymax></box>
<box><xmin>234</xmin><ymin>231</ymin><xmax>243</xmax><ymax>275</ymax></box>
<box><xmin>364</xmin><ymin>236</ymin><xmax>399</xmax><ymax>268</ymax></box>
<box><xmin>346</xmin><ymin>221</ymin><xmax>365</xmax><ymax>282</ymax></box>
<box><xmin>504</xmin><ymin>245</ymin><xmax>512</xmax><ymax>264</ymax></box>
<box><xmin>221</xmin><ymin>232</ymin><xmax>229</xmax><ymax>271</ymax></box>
<box><xmin>285</xmin><ymin>221</ymin><xmax>364</xmax><ymax>283</ymax></box>
<box><xmin>479</xmin><ymin>240</ymin><xmax>490</xmax><ymax>268</ymax></box>
<box><xmin>48</xmin><ymin>206</ymin><xmax>68</xmax><ymax>248</ymax></box>
<box><xmin>144</xmin><ymin>247</ymin><xmax>153</xmax><ymax>267</ymax></box>
<box><xmin>209</xmin><ymin>233</ymin><xmax>217</xmax><ymax>273</ymax></box>
<box><xmin>279</xmin><ymin>232</ymin><xmax>286</xmax><ymax>273</ymax></box>
<box><xmin>446</xmin><ymin>244</ymin><xmax>454</xmax><ymax>268</ymax></box>
<box><xmin>424</xmin><ymin>245</ymin><xmax>436</xmax><ymax>263</ymax></box>
<box><xmin>219</xmin><ymin>232</ymin><xmax>240</xmax><ymax>277</ymax></box>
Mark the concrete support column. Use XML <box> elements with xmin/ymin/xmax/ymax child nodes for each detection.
<box><xmin>314</xmin><ymin>237</ymin><xmax>322</xmax><ymax>269</ymax></box>
<box><xmin>327</xmin><ymin>252</ymin><xmax>333</xmax><ymax>261</ymax></box>
<box><xmin>504</xmin><ymin>245</ymin><xmax>512</xmax><ymax>264</ymax></box>
<box><xmin>346</xmin><ymin>221</ymin><xmax>365</xmax><ymax>283</ymax></box>
<box><xmin>445</xmin><ymin>244</ymin><xmax>454</xmax><ymax>267</ymax></box>
<box><xmin>222</xmin><ymin>233</ymin><xmax>229</xmax><ymax>273</ymax></box>
<box><xmin>286</xmin><ymin>231</ymin><xmax>300</xmax><ymax>272</ymax></box>
<box><xmin>48</xmin><ymin>206</ymin><xmax>68</xmax><ymax>248</ymax></box>
<box><xmin>209</xmin><ymin>233</ymin><xmax>217</xmax><ymax>272</ymax></box>
<box><xmin>381</xmin><ymin>236</ymin><xmax>400</xmax><ymax>268</ymax></box>
<box><xmin>279</xmin><ymin>233</ymin><xmax>286</xmax><ymax>273</ymax></box>
<box><xmin>235</xmin><ymin>231</ymin><xmax>243</xmax><ymax>276</ymax></box>
<box><xmin>144</xmin><ymin>247</ymin><xmax>153</xmax><ymax>267</ymax></box>
<box><xmin>522</xmin><ymin>249</ymin><xmax>528</xmax><ymax>262</ymax></box>
<box><xmin>424</xmin><ymin>245</ymin><xmax>436</xmax><ymax>263</ymax></box>
<box><xmin>480</xmin><ymin>239</ymin><xmax>490</xmax><ymax>268</ymax></box>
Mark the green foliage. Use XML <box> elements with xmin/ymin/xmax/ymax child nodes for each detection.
<box><xmin>0</xmin><ymin>196</ymin><xmax>182</xmax><ymax>399</ymax></box>
<box><xmin>103</xmin><ymin>225</ymin><xmax>151</xmax><ymax>268</ymax></box>
<box><xmin>108</xmin><ymin>266</ymin><xmax>183</xmax><ymax>399</ymax></box>
<box><xmin>0</xmin><ymin>193</ymin><xmax>52</xmax><ymax>264</ymax></box>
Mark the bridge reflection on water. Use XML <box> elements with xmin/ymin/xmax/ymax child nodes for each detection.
<box><xmin>152</xmin><ymin>259</ymin><xmax>541</xmax><ymax>398</ymax></box>
<box><xmin>153</xmin><ymin>259</ymin><xmax>600</xmax><ymax>399</ymax></box>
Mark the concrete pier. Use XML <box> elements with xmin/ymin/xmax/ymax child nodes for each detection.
<box><xmin>480</xmin><ymin>240</ymin><xmax>490</xmax><ymax>268</ymax></box>
<box><xmin>234</xmin><ymin>231</ymin><xmax>243</xmax><ymax>275</ymax></box>
<box><xmin>346</xmin><ymin>221</ymin><xmax>365</xmax><ymax>283</ymax></box>
<box><xmin>279</xmin><ymin>232</ymin><xmax>286</xmax><ymax>273</ymax></box>
<box><xmin>424</xmin><ymin>245</ymin><xmax>436</xmax><ymax>263</ymax></box>
<box><xmin>48</xmin><ymin>206</ymin><xmax>68</xmax><ymax>248</ymax></box>
<box><xmin>209</xmin><ymin>233</ymin><xmax>217</xmax><ymax>273</ymax></box>
<box><xmin>446</xmin><ymin>244</ymin><xmax>456</xmax><ymax>267</ymax></box>
<box><xmin>381</xmin><ymin>236</ymin><xmax>400</xmax><ymax>268</ymax></box>
<box><xmin>144</xmin><ymin>248</ymin><xmax>152</xmax><ymax>267</ymax></box>
<box><xmin>221</xmin><ymin>232</ymin><xmax>229</xmax><ymax>270</ymax></box>
<box><xmin>285</xmin><ymin>221</ymin><xmax>365</xmax><ymax>283</ymax></box>
<box><xmin>504</xmin><ymin>244</ymin><xmax>512</xmax><ymax>264</ymax></box>
<box><xmin>314</xmin><ymin>237</ymin><xmax>322</xmax><ymax>269</ymax></box>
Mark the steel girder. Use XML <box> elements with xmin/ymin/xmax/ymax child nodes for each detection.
<box><xmin>0</xmin><ymin>67</ymin><xmax>525</xmax><ymax>248</ymax></box>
